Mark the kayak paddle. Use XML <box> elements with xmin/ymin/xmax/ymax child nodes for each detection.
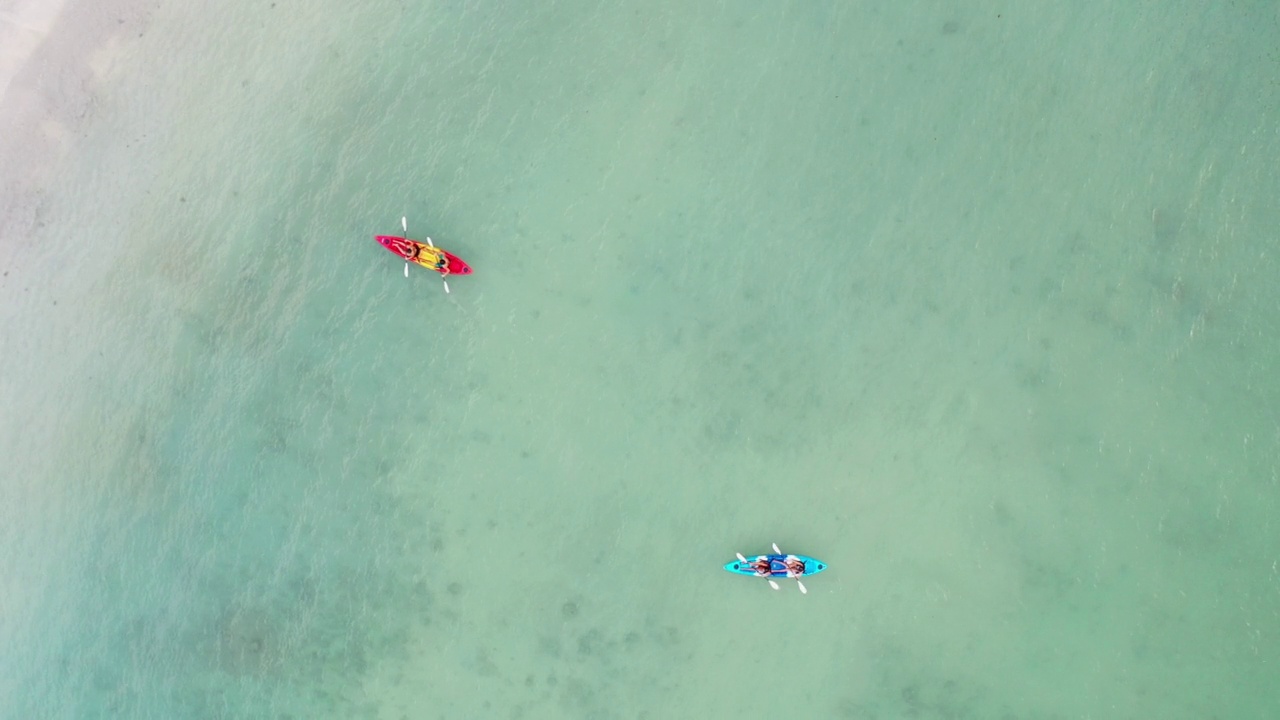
<box><xmin>739</xmin><ymin>552</ymin><xmax>780</xmax><ymax>590</ymax></box>
<box><xmin>403</xmin><ymin>215</ymin><xmax>449</xmax><ymax>294</ymax></box>
<box><xmin>773</xmin><ymin>543</ymin><xmax>807</xmax><ymax>594</ymax></box>
<box><xmin>401</xmin><ymin>216</ymin><xmax>410</xmax><ymax>278</ymax></box>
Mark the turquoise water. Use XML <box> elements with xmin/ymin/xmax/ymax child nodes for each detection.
<box><xmin>2</xmin><ymin>1</ymin><xmax>1279</xmax><ymax>717</ymax></box>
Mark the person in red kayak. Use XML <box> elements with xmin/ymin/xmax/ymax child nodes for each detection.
<box><xmin>401</xmin><ymin>240</ymin><xmax>450</xmax><ymax>274</ymax></box>
<box><xmin>398</xmin><ymin>239</ymin><xmax>420</xmax><ymax>262</ymax></box>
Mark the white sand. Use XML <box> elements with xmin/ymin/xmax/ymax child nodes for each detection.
<box><xmin>0</xmin><ymin>0</ymin><xmax>153</xmax><ymax>245</ymax></box>
<box><xmin>0</xmin><ymin>0</ymin><xmax>69</xmax><ymax>106</ymax></box>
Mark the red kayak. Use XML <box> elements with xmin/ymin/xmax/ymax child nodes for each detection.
<box><xmin>375</xmin><ymin>234</ymin><xmax>472</xmax><ymax>276</ymax></box>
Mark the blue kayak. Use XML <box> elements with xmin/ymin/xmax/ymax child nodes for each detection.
<box><xmin>724</xmin><ymin>553</ymin><xmax>828</xmax><ymax>578</ymax></box>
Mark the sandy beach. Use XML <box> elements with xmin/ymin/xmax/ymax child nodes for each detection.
<box><xmin>0</xmin><ymin>0</ymin><xmax>153</xmax><ymax>244</ymax></box>
<box><xmin>0</xmin><ymin>0</ymin><xmax>68</xmax><ymax>106</ymax></box>
<box><xmin>0</xmin><ymin>0</ymin><xmax>63</xmax><ymax>97</ymax></box>
<box><xmin>0</xmin><ymin>0</ymin><xmax>152</xmax><ymax>107</ymax></box>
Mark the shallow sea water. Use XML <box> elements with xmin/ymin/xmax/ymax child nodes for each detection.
<box><xmin>2</xmin><ymin>1</ymin><xmax>1279</xmax><ymax>718</ymax></box>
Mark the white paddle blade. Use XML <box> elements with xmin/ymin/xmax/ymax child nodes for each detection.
<box><xmin>736</xmin><ymin>553</ymin><xmax>749</xmax><ymax>564</ymax></box>
<box><xmin>768</xmin><ymin>580</ymin><xmax>780</xmax><ymax>591</ymax></box>
<box><xmin>442</xmin><ymin>279</ymin><xmax>450</xmax><ymax>294</ymax></box>
<box><xmin>402</xmin><ymin>216</ymin><xmax>408</xmax><ymax>234</ymax></box>
<box><xmin>425</xmin><ymin>236</ymin><xmax>435</xmax><ymax>248</ymax></box>
<box><xmin>797</xmin><ymin>580</ymin><xmax>808</xmax><ymax>594</ymax></box>
<box><xmin>404</xmin><ymin>263</ymin><xmax>409</xmax><ymax>277</ymax></box>
<box><xmin>772</xmin><ymin>543</ymin><xmax>782</xmax><ymax>555</ymax></box>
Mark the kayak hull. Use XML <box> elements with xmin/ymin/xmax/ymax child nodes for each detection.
<box><xmin>724</xmin><ymin>553</ymin><xmax>828</xmax><ymax>578</ymax></box>
<box><xmin>375</xmin><ymin>235</ymin><xmax>472</xmax><ymax>275</ymax></box>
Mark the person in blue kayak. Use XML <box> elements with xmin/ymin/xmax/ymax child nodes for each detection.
<box><xmin>783</xmin><ymin>557</ymin><xmax>806</xmax><ymax>577</ymax></box>
<box><xmin>750</xmin><ymin>557</ymin><xmax>773</xmax><ymax>576</ymax></box>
